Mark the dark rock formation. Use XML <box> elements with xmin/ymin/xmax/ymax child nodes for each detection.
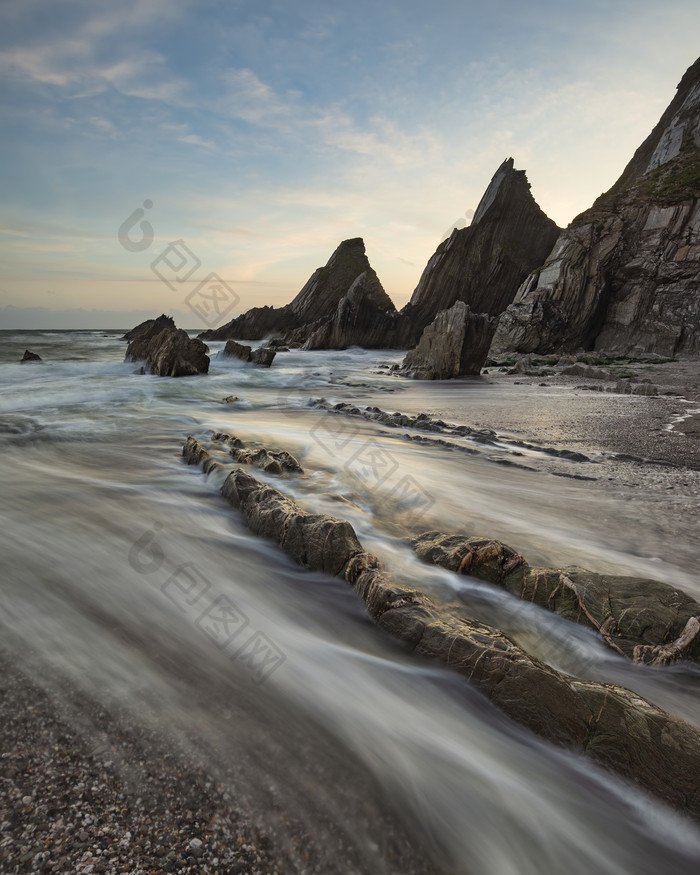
<box><xmin>20</xmin><ymin>350</ymin><xmax>42</xmax><ymax>362</ymax></box>
<box><xmin>412</xmin><ymin>531</ymin><xmax>700</xmax><ymax>664</ymax></box>
<box><xmin>561</xmin><ymin>363</ymin><xmax>617</xmax><ymax>381</ymax></box>
<box><xmin>200</xmin><ymin>238</ymin><xmax>410</xmax><ymax>348</ymax></box>
<box><xmin>494</xmin><ymin>57</ymin><xmax>700</xmax><ymax>356</ymax></box>
<box><xmin>222</xmin><ymin>340</ymin><xmax>276</xmax><ymax>367</ymax></box>
<box><xmin>222</xmin><ymin>340</ymin><xmax>252</xmax><ymax>361</ymax></box>
<box><xmin>181</xmin><ymin>437</ymin><xmax>700</xmax><ymax>821</ymax></box>
<box><xmin>122</xmin><ymin>313</ymin><xmax>175</xmax><ymax>343</ymax></box>
<box><xmin>403</xmin><ymin>159</ymin><xmax>560</xmax><ymax>331</ymax></box>
<box><xmin>300</xmin><ymin>271</ymin><xmax>417</xmax><ymax>349</ymax></box>
<box><xmin>211</xmin><ymin>431</ymin><xmax>303</xmax><ymax>474</ymax></box>
<box><xmin>124</xmin><ymin>315</ymin><xmax>209</xmax><ymax>377</ymax></box>
<box><xmin>185</xmin><ymin>433</ymin><xmax>303</xmax><ymax>476</ymax></box>
<box><xmin>250</xmin><ymin>346</ymin><xmax>276</xmax><ymax>367</ymax></box>
<box><xmin>399</xmin><ymin>301</ymin><xmax>495</xmax><ymax>379</ymax></box>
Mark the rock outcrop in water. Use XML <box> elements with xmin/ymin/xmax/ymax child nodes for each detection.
<box><xmin>20</xmin><ymin>350</ymin><xmax>42</xmax><ymax>362</ymax></box>
<box><xmin>124</xmin><ymin>314</ymin><xmax>209</xmax><ymax>377</ymax></box>
<box><xmin>399</xmin><ymin>301</ymin><xmax>495</xmax><ymax>379</ymax></box>
<box><xmin>182</xmin><ymin>435</ymin><xmax>700</xmax><ymax>822</ymax></box>
<box><xmin>222</xmin><ymin>340</ymin><xmax>276</xmax><ymax>367</ymax></box>
<box><xmin>493</xmin><ymin>57</ymin><xmax>700</xmax><ymax>356</ymax></box>
<box><xmin>412</xmin><ymin>532</ymin><xmax>700</xmax><ymax>664</ymax></box>
<box><xmin>403</xmin><ymin>159</ymin><xmax>560</xmax><ymax>331</ymax></box>
<box><xmin>200</xmin><ymin>238</ymin><xmax>413</xmax><ymax>348</ymax></box>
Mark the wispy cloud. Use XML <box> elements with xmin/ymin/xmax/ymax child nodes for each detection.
<box><xmin>177</xmin><ymin>133</ymin><xmax>216</xmax><ymax>149</ymax></box>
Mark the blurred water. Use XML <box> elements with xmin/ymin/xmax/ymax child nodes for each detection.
<box><xmin>1</xmin><ymin>330</ymin><xmax>699</xmax><ymax>874</ymax></box>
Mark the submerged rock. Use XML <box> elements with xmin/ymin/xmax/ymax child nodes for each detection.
<box><xmin>124</xmin><ymin>315</ymin><xmax>209</xmax><ymax>377</ymax></box>
<box><xmin>399</xmin><ymin>301</ymin><xmax>495</xmax><ymax>380</ymax></box>
<box><xmin>250</xmin><ymin>346</ymin><xmax>276</xmax><ymax>367</ymax></box>
<box><xmin>411</xmin><ymin>531</ymin><xmax>700</xmax><ymax>664</ymax></box>
<box><xmin>179</xmin><ymin>455</ymin><xmax>700</xmax><ymax>820</ymax></box>
<box><xmin>222</xmin><ymin>340</ymin><xmax>276</xmax><ymax>367</ymax></box>
<box><xmin>494</xmin><ymin>57</ymin><xmax>700</xmax><ymax>356</ymax></box>
<box><xmin>185</xmin><ymin>433</ymin><xmax>303</xmax><ymax>475</ymax></box>
<box><xmin>20</xmin><ymin>350</ymin><xmax>42</xmax><ymax>362</ymax></box>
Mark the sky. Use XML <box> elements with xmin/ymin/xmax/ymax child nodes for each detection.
<box><xmin>1</xmin><ymin>0</ymin><xmax>699</xmax><ymax>329</ymax></box>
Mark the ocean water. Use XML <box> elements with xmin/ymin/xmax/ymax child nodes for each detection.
<box><xmin>1</xmin><ymin>329</ymin><xmax>699</xmax><ymax>874</ymax></box>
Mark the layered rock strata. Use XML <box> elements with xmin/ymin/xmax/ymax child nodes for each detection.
<box><xmin>412</xmin><ymin>532</ymin><xmax>700</xmax><ymax>664</ymax></box>
<box><xmin>124</xmin><ymin>315</ymin><xmax>209</xmax><ymax>377</ymax></box>
<box><xmin>181</xmin><ymin>435</ymin><xmax>700</xmax><ymax>821</ymax></box>
<box><xmin>200</xmin><ymin>239</ymin><xmax>414</xmax><ymax>348</ymax></box>
<box><xmin>403</xmin><ymin>158</ymin><xmax>560</xmax><ymax>330</ymax></box>
<box><xmin>494</xmin><ymin>57</ymin><xmax>700</xmax><ymax>355</ymax></box>
<box><xmin>399</xmin><ymin>301</ymin><xmax>495</xmax><ymax>379</ymax></box>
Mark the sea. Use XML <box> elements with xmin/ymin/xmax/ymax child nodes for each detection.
<box><xmin>1</xmin><ymin>328</ymin><xmax>699</xmax><ymax>874</ymax></box>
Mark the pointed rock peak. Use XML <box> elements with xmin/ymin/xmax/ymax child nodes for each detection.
<box><xmin>335</xmin><ymin>237</ymin><xmax>365</xmax><ymax>251</ymax></box>
<box><xmin>472</xmin><ymin>158</ymin><xmax>533</xmax><ymax>225</ymax></box>
<box><xmin>288</xmin><ymin>237</ymin><xmax>383</xmax><ymax>323</ymax></box>
<box><xmin>606</xmin><ymin>55</ymin><xmax>700</xmax><ymax>196</ymax></box>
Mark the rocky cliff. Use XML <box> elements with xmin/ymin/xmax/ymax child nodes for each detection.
<box><xmin>493</xmin><ymin>57</ymin><xmax>700</xmax><ymax>356</ymax></box>
<box><xmin>402</xmin><ymin>159</ymin><xmax>560</xmax><ymax>331</ymax></box>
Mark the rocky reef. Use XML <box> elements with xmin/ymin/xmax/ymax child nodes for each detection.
<box><xmin>412</xmin><ymin>531</ymin><xmax>700</xmax><ymax>664</ymax></box>
<box><xmin>181</xmin><ymin>434</ymin><xmax>700</xmax><ymax>821</ymax></box>
<box><xmin>494</xmin><ymin>57</ymin><xmax>700</xmax><ymax>356</ymax></box>
<box><xmin>123</xmin><ymin>314</ymin><xmax>209</xmax><ymax>377</ymax></box>
<box><xmin>20</xmin><ymin>350</ymin><xmax>42</xmax><ymax>362</ymax></box>
<box><xmin>399</xmin><ymin>301</ymin><xmax>495</xmax><ymax>379</ymax></box>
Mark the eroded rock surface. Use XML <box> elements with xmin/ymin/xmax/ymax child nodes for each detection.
<box><xmin>301</xmin><ymin>271</ymin><xmax>416</xmax><ymax>350</ymax></box>
<box><xmin>20</xmin><ymin>350</ymin><xmax>42</xmax><ymax>362</ymax></box>
<box><xmin>494</xmin><ymin>57</ymin><xmax>700</xmax><ymax>356</ymax></box>
<box><xmin>184</xmin><ymin>433</ymin><xmax>303</xmax><ymax>476</ymax></box>
<box><xmin>124</xmin><ymin>315</ymin><xmax>209</xmax><ymax>377</ymax></box>
<box><xmin>181</xmin><ymin>440</ymin><xmax>700</xmax><ymax>821</ymax></box>
<box><xmin>411</xmin><ymin>531</ymin><xmax>700</xmax><ymax>664</ymax></box>
<box><xmin>222</xmin><ymin>341</ymin><xmax>276</xmax><ymax>367</ymax></box>
<box><xmin>399</xmin><ymin>301</ymin><xmax>495</xmax><ymax>379</ymax></box>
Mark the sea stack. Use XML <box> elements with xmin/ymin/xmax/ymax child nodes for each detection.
<box><xmin>402</xmin><ymin>158</ymin><xmax>560</xmax><ymax>332</ymax></box>
<box><xmin>200</xmin><ymin>238</ymin><xmax>409</xmax><ymax>348</ymax></box>
<box><xmin>124</xmin><ymin>314</ymin><xmax>210</xmax><ymax>376</ymax></box>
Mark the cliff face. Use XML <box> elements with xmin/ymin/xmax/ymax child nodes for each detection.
<box><xmin>494</xmin><ymin>57</ymin><xmax>700</xmax><ymax>356</ymax></box>
<box><xmin>403</xmin><ymin>159</ymin><xmax>560</xmax><ymax>332</ymax></box>
<box><xmin>200</xmin><ymin>238</ymin><xmax>401</xmax><ymax>345</ymax></box>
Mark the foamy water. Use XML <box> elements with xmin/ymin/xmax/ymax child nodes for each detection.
<box><xmin>1</xmin><ymin>329</ymin><xmax>699</xmax><ymax>874</ymax></box>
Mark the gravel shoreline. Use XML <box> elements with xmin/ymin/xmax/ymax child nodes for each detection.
<box><xmin>0</xmin><ymin>652</ymin><xmax>438</xmax><ymax>875</ymax></box>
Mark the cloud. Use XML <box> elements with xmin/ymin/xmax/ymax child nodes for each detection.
<box><xmin>177</xmin><ymin>134</ymin><xmax>216</xmax><ymax>149</ymax></box>
<box><xmin>219</xmin><ymin>67</ymin><xmax>437</xmax><ymax>163</ymax></box>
